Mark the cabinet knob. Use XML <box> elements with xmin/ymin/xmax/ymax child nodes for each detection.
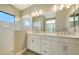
<box><xmin>65</xmin><ymin>46</ymin><xmax>67</xmax><ymax>51</ymax></box>
<box><xmin>63</xmin><ymin>45</ymin><xmax>65</xmax><ymax>51</ymax></box>
<box><xmin>63</xmin><ymin>45</ymin><xmax>67</xmax><ymax>51</ymax></box>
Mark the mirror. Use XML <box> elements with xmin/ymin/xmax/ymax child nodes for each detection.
<box><xmin>44</xmin><ymin>11</ymin><xmax>56</xmax><ymax>32</ymax></box>
<box><xmin>32</xmin><ymin>15</ymin><xmax>45</xmax><ymax>32</ymax></box>
<box><xmin>55</xmin><ymin>4</ymin><xmax>79</xmax><ymax>33</ymax></box>
<box><xmin>69</xmin><ymin>4</ymin><xmax>79</xmax><ymax>33</ymax></box>
<box><xmin>75</xmin><ymin>11</ymin><xmax>79</xmax><ymax>32</ymax></box>
<box><xmin>73</xmin><ymin>5</ymin><xmax>79</xmax><ymax>32</ymax></box>
<box><xmin>23</xmin><ymin>4</ymin><xmax>79</xmax><ymax>33</ymax></box>
<box><xmin>45</xmin><ymin>18</ymin><xmax>56</xmax><ymax>32</ymax></box>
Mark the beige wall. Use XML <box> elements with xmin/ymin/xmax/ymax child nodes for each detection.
<box><xmin>15</xmin><ymin>30</ymin><xmax>26</xmax><ymax>53</ymax></box>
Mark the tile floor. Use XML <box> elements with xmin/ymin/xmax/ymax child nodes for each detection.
<box><xmin>23</xmin><ymin>50</ymin><xmax>39</xmax><ymax>55</ymax></box>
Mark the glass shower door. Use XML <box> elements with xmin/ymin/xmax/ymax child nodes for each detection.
<box><xmin>0</xmin><ymin>22</ymin><xmax>15</xmax><ymax>55</ymax></box>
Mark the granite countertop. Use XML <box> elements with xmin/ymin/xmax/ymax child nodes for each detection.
<box><xmin>27</xmin><ymin>32</ymin><xmax>79</xmax><ymax>39</ymax></box>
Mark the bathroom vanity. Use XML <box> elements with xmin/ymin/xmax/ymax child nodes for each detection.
<box><xmin>27</xmin><ymin>32</ymin><xmax>79</xmax><ymax>55</ymax></box>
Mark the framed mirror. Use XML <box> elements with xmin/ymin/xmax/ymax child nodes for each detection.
<box><xmin>32</xmin><ymin>15</ymin><xmax>45</xmax><ymax>32</ymax></box>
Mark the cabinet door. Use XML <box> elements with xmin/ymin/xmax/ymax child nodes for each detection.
<box><xmin>27</xmin><ymin>36</ymin><xmax>34</xmax><ymax>51</ymax></box>
<box><xmin>67</xmin><ymin>44</ymin><xmax>79</xmax><ymax>55</ymax></box>
<box><xmin>27</xmin><ymin>35</ymin><xmax>40</xmax><ymax>54</ymax></box>
<box><xmin>32</xmin><ymin>38</ymin><xmax>40</xmax><ymax>53</ymax></box>
<box><xmin>51</xmin><ymin>41</ymin><xmax>66</xmax><ymax>55</ymax></box>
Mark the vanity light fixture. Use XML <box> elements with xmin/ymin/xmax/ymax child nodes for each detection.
<box><xmin>35</xmin><ymin>11</ymin><xmax>39</xmax><ymax>16</ymax></box>
<box><xmin>52</xmin><ymin>4</ymin><xmax>64</xmax><ymax>12</ymax></box>
<box><xmin>53</xmin><ymin>5</ymin><xmax>57</xmax><ymax>12</ymax></box>
<box><xmin>52</xmin><ymin>5</ymin><xmax>58</xmax><ymax>12</ymax></box>
<box><xmin>59</xmin><ymin>4</ymin><xmax>64</xmax><ymax>10</ymax></box>
<box><xmin>32</xmin><ymin>12</ymin><xmax>36</xmax><ymax>17</ymax></box>
<box><xmin>66</xmin><ymin>5</ymin><xmax>70</xmax><ymax>8</ymax></box>
<box><xmin>39</xmin><ymin>9</ymin><xmax>43</xmax><ymax>15</ymax></box>
<box><xmin>31</xmin><ymin>9</ymin><xmax>43</xmax><ymax>17</ymax></box>
<box><xmin>66</xmin><ymin>4</ymin><xmax>72</xmax><ymax>8</ymax></box>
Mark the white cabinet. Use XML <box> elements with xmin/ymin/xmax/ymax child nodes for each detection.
<box><xmin>27</xmin><ymin>33</ymin><xmax>79</xmax><ymax>55</ymax></box>
<box><xmin>51</xmin><ymin>37</ymin><xmax>67</xmax><ymax>55</ymax></box>
<box><xmin>40</xmin><ymin>36</ymin><xmax>51</xmax><ymax>55</ymax></box>
<box><xmin>32</xmin><ymin>38</ymin><xmax>40</xmax><ymax>53</ymax></box>
<box><xmin>66</xmin><ymin>38</ymin><xmax>79</xmax><ymax>55</ymax></box>
<box><xmin>27</xmin><ymin>34</ymin><xmax>40</xmax><ymax>54</ymax></box>
<box><xmin>67</xmin><ymin>43</ymin><xmax>79</xmax><ymax>55</ymax></box>
<box><xmin>51</xmin><ymin>41</ymin><xmax>65</xmax><ymax>55</ymax></box>
<box><xmin>27</xmin><ymin>35</ymin><xmax>34</xmax><ymax>50</ymax></box>
<box><xmin>41</xmin><ymin>36</ymin><xmax>50</xmax><ymax>48</ymax></box>
<box><xmin>51</xmin><ymin>38</ymin><xmax>79</xmax><ymax>55</ymax></box>
<box><xmin>41</xmin><ymin>47</ymin><xmax>50</xmax><ymax>55</ymax></box>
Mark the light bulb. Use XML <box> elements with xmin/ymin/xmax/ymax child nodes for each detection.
<box><xmin>39</xmin><ymin>9</ymin><xmax>43</xmax><ymax>15</ymax></box>
<box><xmin>53</xmin><ymin>5</ymin><xmax>57</xmax><ymax>12</ymax></box>
<box><xmin>35</xmin><ymin>11</ymin><xmax>39</xmax><ymax>16</ymax></box>
<box><xmin>32</xmin><ymin>12</ymin><xmax>36</xmax><ymax>17</ymax></box>
<box><xmin>66</xmin><ymin>4</ymin><xmax>72</xmax><ymax>8</ymax></box>
<box><xmin>66</xmin><ymin>5</ymin><xmax>70</xmax><ymax>8</ymax></box>
<box><xmin>59</xmin><ymin>4</ymin><xmax>64</xmax><ymax>10</ymax></box>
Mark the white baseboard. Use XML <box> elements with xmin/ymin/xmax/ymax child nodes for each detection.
<box><xmin>16</xmin><ymin>48</ymin><xmax>27</xmax><ymax>55</ymax></box>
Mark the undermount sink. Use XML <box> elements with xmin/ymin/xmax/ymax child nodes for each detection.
<box><xmin>56</xmin><ymin>32</ymin><xmax>75</xmax><ymax>36</ymax></box>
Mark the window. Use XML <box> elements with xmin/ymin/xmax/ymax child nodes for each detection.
<box><xmin>69</xmin><ymin>16</ymin><xmax>74</xmax><ymax>27</ymax></box>
<box><xmin>69</xmin><ymin>16</ymin><xmax>79</xmax><ymax>27</ymax></box>
<box><xmin>45</xmin><ymin>18</ymin><xmax>56</xmax><ymax>32</ymax></box>
<box><xmin>75</xmin><ymin>16</ymin><xmax>79</xmax><ymax>26</ymax></box>
<box><xmin>0</xmin><ymin>11</ymin><xmax>15</xmax><ymax>23</ymax></box>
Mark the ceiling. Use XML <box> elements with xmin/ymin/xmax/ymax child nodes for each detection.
<box><xmin>12</xmin><ymin>4</ymin><xmax>33</xmax><ymax>11</ymax></box>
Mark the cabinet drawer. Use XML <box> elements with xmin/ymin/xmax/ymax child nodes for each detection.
<box><xmin>68</xmin><ymin>38</ymin><xmax>79</xmax><ymax>45</ymax></box>
<box><xmin>41</xmin><ymin>40</ymin><xmax>50</xmax><ymax>48</ymax></box>
<box><xmin>41</xmin><ymin>36</ymin><xmax>46</xmax><ymax>39</ymax></box>
<box><xmin>50</xmin><ymin>37</ymin><xmax>69</xmax><ymax>43</ymax></box>
<box><xmin>41</xmin><ymin>47</ymin><xmax>51</xmax><ymax>55</ymax></box>
<box><xmin>31</xmin><ymin>35</ymin><xmax>40</xmax><ymax>38</ymax></box>
<box><xmin>41</xmin><ymin>38</ymin><xmax>50</xmax><ymax>42</ymax></box>
<box><xmin>27</xmin><ymin>35</ymin><xmax>40</xmax><ymax>39</ymax></box>
<box><xmin>41</xmin><ymin>36</ymin><xmax>50</xmax><ymax>42</ymax></box>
